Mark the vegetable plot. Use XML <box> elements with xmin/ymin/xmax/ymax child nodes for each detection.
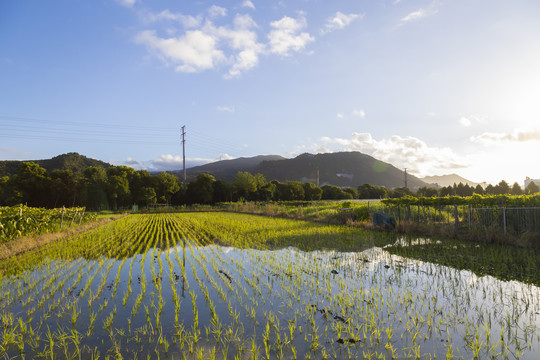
<box><xmin>0</xmin><ymin>205</ymin><xmax>95</xmax><ymax>242</ymax></box>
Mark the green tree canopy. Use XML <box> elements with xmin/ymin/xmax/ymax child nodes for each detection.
<box><xmin>185</xmin><ymin>173</ymin><xmax>215</xmax><ymax>204</ymax></box>
<box><xmin>511</xmin><ymin>182</ymin><xmax>523</xmax><ymax>195</ymax></box>
<box><xmin>154</xmin><ymin>172</ymin><xmax>180</xmax><ymax>204</ymax></box>
<box><xmin>302</xmin><ymin>182</ymin><xmax>322</xmax><ymax>201</ymax></box>
<box><xmin>321</xmin><ymin>185</ymin><xmax>352</xmax><ymax>200</ymax></box>
<box><xmin>357</xmin><ymin>183</ymin><xmax>389</xmax><ymax>199</ymax></box>
<box><xmin>525</xmin><ymin>181</ymin><xmax>539</xmax><ymax>195</ymax></box>
<box><xmin>232</xmin><ymin>172</ymin><xmax>257</xmax><ymax>200</ymax></box>
<box><xmin>11</xmin><ymin>162</ymin><xmax>49</xmax><ymax>207</ymax></box>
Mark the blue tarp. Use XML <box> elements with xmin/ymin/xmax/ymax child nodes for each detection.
<box><xmin>372</xmin><ymin>211</ymin><xmax>396</xmax><ymax>229</ymax></box>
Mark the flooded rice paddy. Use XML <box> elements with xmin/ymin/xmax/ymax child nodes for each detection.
<box><xmin>0</xmin><ymin>213</ymin><xmax>538</xmax><ymax>359</ymax></box>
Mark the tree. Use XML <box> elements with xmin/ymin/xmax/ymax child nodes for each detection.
<box><xmin>49</xmin><ymin>169</ymin><xmax>81</xmax><ymax>207</ymax></box>
<box><xmin>455</xmin><ymin>182</ymin><xmax>473</xmax><ymax>197</ymax></box>
<box><xmin>138</xmin><ymin>187</ymin><xmax>157</xmax><ymax>207</ymax></box>
<box><xmin>474</xmin><ymin>184</ymin><xmax>484</xmax><ymax>195</ymax></box>
<box><xmin>494</xmin><ymin>180</ymin><xmax>510</xmax><ymax>195</ymax></box>
<box><xmin>257</xmin><ymin>182</ymin><xmax>277</xmax><ymax>201</ymax></box>
<box><xmin>84</xmin><ymin>166</ymin><xmax>109</xmax><ymax>209</ymax></box>
<box><xmin>185</xmin><ymin>173</ymin><xmax>215</xmax><ymax>204</ymax></box>
<box><xmin>511</xmin><ymin>182</ymin><xmax>523</xmax><ymax>195</ymax></box>
<box><xmin>10</xmin><ymin>162</ymin><xmax>50</xmax><ymax>207</ymax></box>
<box><xmin>276</xmin><ymin>181</ymin><xmax>305</xmax><ymax>201</ymax></box>
<box><xmin>416</xmin><ymin>186</ymin><xmax>438</xmax><ymax>197</ymax></box>
<box><xmin>321</xmin><ymin>185</ymin><xmax>352</xmax><ymax>200</ymax></box>
<box><xmin>484</xmin><ymin>184</ymin><xmax>495</xmax><ymax>195</ymax></box>
<box><xmin>130</xmin><ymin>170</ymin><xmax>154</xmax><ymax>206</ymax></box>
<box><xmin>525</xmin><ymin>181</ymin><xmax>539</xmax><ymax>194</ymax></box>
<box><xmin>302</xmin><ymin>182</ymin><xmax>322</xmax><ymax>201</ymax></box>
<box><xmin>106</xmin><ymin>166</ymin><xmax>134</xmax><ymax>209</ymax></box>
<box><xmin>213</xmin><ymin>180</ymin><xmax>233</xmax><ymax>203</ymax></box>
<box><xmin>107</xmin><ymin>175</ymin><xmax>130</xmax><ymax>210</ymax></box>
<box><xmin>253</xmin><ymin>173</ymin><xmax>266</xmax><ymax>190</ymax></box>
<box><xmin>357</xmin><ymin>184</ymin><xmax>389</xmax><ymax>199</ymax></box>
<box><xmin>390</xmin><ymin>187</ymin><xmax>414</xmax><ymax>198</ymax></box>
<box><xmin>232</xmin><ymin>172</ymin><xmax>257</xmax><ymax>200</ymax></box>
<box><xmin>439</xmin><ymin>186</ymin><xmax>454</xmax><ymax>197</ymax></box>
<box><xmin>154</xmin><ymin>172</ymin><xmax>180</xmax><ymax>204</ymax></box>
<box><xmin>343</xmin><ymin>187</ymin><xmax>358</xmax><ymax>199</ymax></box>
<box><xmin>0</xmin><ymin>176</ymin><xmax>9</xmax><ymax>205</ymax></box>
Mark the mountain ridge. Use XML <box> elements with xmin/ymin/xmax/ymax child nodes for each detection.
<box><xmin>0</xmin><ymin>152</ymin><xmax>111</xmax><ymax>177</ymax></box>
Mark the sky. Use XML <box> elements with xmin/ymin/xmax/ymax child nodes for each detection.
<box><xmin>1</xmin><ymin>0</ymin><xmax>539</xmax><ymax>186</ymax></box>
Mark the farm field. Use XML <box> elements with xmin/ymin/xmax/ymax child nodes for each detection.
<box><xmin>0</xmin><ymin>212</ymin><xmax>538</xmax><ymax>359</ymax></box>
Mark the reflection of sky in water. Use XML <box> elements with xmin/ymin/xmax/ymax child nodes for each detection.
<box><xmin>0</xmin><ymin>240</ymin><xmax>538</xmax><ymax>359</ymax></box>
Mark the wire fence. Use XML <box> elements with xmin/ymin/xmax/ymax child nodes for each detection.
<box><xmin>372</xmin><ymin>204</ymin><xmax>540</xmax><ymax>236</ymax></box>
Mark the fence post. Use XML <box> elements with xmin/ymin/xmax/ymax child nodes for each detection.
<box><xmin>78</xmin><ymin>208</ymin><xmax>85</xmax><ymax>225</ymax></box>
<box><xmin>60</xmin><ymin>206</ymin><xmax>65</xmax><ymax>230</ymax></box>
<box><xmin>468</xmin><ymin>204</ymin><xmax>471</xmax><ymax>230</ymax></box>
<box><xmin>69</xmin><ymin>210</ymin><xmax>77</xmax><ymax>227</ymax></box>
<box><xmin>502</xmin><ymin>207</ymin><xmax>507</xmax><ymax>235</ymax></box>
<box><xmin>454</xmin><ymin>204</ymin><xmax>459</xmax><ymax>230</ymax></box>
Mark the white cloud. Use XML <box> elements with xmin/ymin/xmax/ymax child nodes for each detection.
<box><xmin>268</xmin><ymin>15</ymin><xmax>314</xmax><ymax>56</ymax></box>
<box><xmin>400</xmin><ymin>9</ymin><xmax>427</xmax><ymax>23</ymax></box>
<box><xmin>134</xmin><ymin>29</ymin><xmax>226</xmax><ymax>73</ymax></box>
<box><xmin>241</xmin><ymin>0</ymin><xmax>255</xmax><ymax>10</ymax></box>
<box><xmin>321</xmin><ymin>12</ymin><xmax>362</xmax><ymax>35</ymax></box>
<box><xmin>459</xmin><ymin>116</ymin><xmax>471</xmax><ymax>127</ymax></box>
<box><xmin>217</xmin><ymin>105</ymin><xmax>235</xmax><ymax>112</ymax></box>
<box><xmin>337</xmin><ymin>113</ymin><xmax>345</xmax><ymax>119</ymax></box>
<box><xmin>208</xmin><ymin>5</ymin><xmax>227</xmax><ymax>18</ymax></box>
<box><xmin>123</xmin><ymin>154</ymin><xmax>237</xmax><ymax>171</ymax></box>
<box><xmin>318</xmin><ymin>133</ymin><xmax>467</xmax><ymax>177</ymax></box>
<box><xmin>352</xmin><ymin>109</ymin><xmax>365</xmax><ymax>118</ymax></box>
<box><xmin>151</xmin><ymin>154</ymin><xmax>183</xmax><ymax>170</ymax></box>
<box><xmin>141</xmin><ymin>10</ymin><xmax>201</xmax><ymax>28</ymax></box>
<box><xmin>216</xmin><ymin>153</ymin><xmax>235</xmax><ymax>161</ymax></box>
<box><xmin>124</xmin><ymin>157</ymin><xmax>143</xmax><ymax>167</ymax></box>
<box><xmin>135</xmin><ymin>7</ymin><xmax>316</xmax><ymax>77</ymax></box>
<box><xmin>116</xmin><ymin>0</ymin><xmax>136</xmax><ymax>8</ymax></box>
<box><xmin>398</xmin><ymin>1</ymin><xmax>440</xmax><ymax>25</ymax></box>
<box><xmin>471</xmin><ymin>129</ymin><xmax>540</xmax><ymax>144</ymax></box>
<box><xmin>210</xmin><ymin>14</ymin><xmax>264</xmax><ymax>77</ymax></box>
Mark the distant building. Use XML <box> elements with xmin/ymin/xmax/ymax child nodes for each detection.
<box><xmin>524</xmin><ymin>177</ymin><xmax>540</xmax><ymax>188</ymax></box>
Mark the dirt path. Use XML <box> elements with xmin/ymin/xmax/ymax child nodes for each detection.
<box><xmin>0</xmin><ymin>214</ymin><xmax>127</xmax><ymax>261</ymax></box>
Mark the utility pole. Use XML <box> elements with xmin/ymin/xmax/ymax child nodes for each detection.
<box><xmin>404</xmin><ymin>168</ymin><xmax>408</xmax><ymax>189</ymax></box>
<box><xmin>181</xmin><ymin>125</ymin><xmax>186</xmax><ymax>187</ymax></box>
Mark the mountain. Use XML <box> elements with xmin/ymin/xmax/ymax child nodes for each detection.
<box><xmin>0</xmin><ymin>152</ymin><xmax>111</xmax><ymax>177</ymax></box>
<box><xmin>177</xmin><ymin>155</ymin><xmax>286</xmax><ymax>182</ymax></box>
<box><xmin>254</xmin><ymin>152</ymin><xmax>427</xmax><ymax>189</ymax></box>
<box><xmin>421</xmin><ymin>174</ymin><xmax>483</xmax><ymax>188</ymax></box>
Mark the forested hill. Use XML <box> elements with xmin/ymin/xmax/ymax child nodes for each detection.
<box><xmin>0</xmin><ymin>152</ymin><xmax>111</xmax><ymax>177</ymax></box>
<box><xmin>179</xmin><ymin>155</ymin><xmax>286</xmax><ymax>182</ymax></box>
<box><xmin>254</xmin><ymin>152</ymin><xmax>428</xmax><ymax>189</ymax></box>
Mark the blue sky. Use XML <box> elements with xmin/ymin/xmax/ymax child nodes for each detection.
<box><xmin>1</xmin><ymin>0</ymin><xmax>539</xmax><ymax>185</ymax></box>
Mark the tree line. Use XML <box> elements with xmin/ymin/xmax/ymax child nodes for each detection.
<box><xmin>359</xmin><ymin>180</ymin><xmax>539</xmax><ymax>199</ymax></box>
<box><xmin>0</xmin><ymin>161</ymin><xmax>537</xmax><ymax>209</ymax></box>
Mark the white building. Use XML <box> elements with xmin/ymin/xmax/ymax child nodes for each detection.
<box><xmin>524</xmin><ymin>177</ymin><xmax>540</xmax><ymax>188</ymax></box>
